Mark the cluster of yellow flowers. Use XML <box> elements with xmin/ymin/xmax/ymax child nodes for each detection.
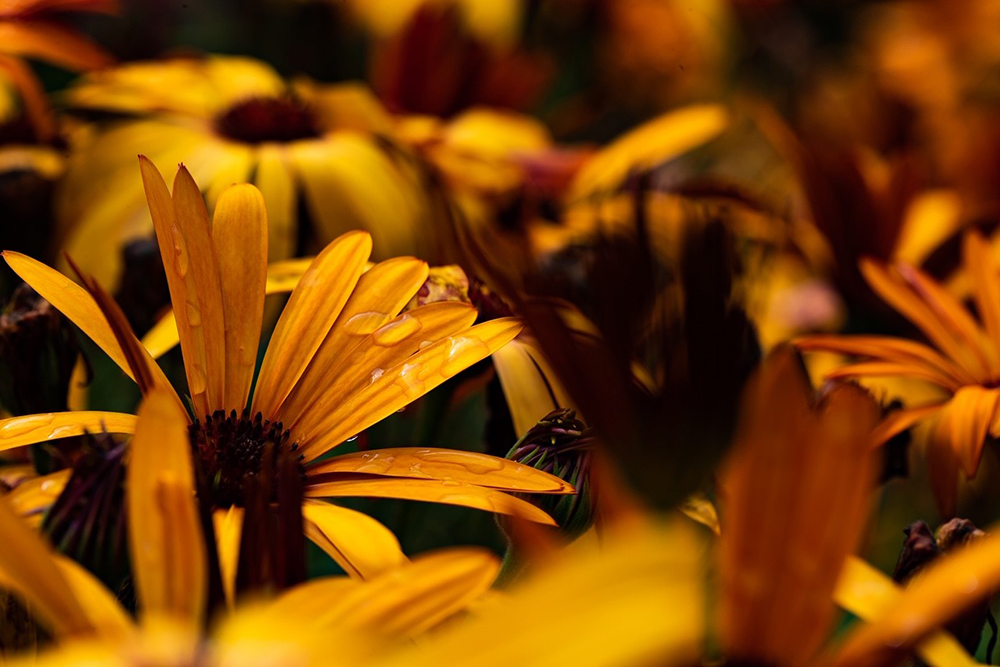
<box><xmin>7</xmin><ymin>0</ymin><xmax>1000</xmax><ymax>665</ymax></box>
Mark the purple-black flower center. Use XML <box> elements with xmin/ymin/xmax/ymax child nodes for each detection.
<box><xmin>188</xmin><ymin>409</ymin><xmax>304</xmax><ymax>508</ymax></box>
<box><xmin>214</xmin><ymin>96</ymin><xmax>321</xmax><ymax>144</ymax></box>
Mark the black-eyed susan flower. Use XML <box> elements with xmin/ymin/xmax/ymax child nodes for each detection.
<box><xmin>796</xmin><ymin>230</ymin><xmax>1000</xmax><ymax>517</ymax></box>
<box><xmin>0</xmin><ymin>388</ymin><xmax>505</xmax><ymax>665</ymax></box>
<box><xmin>0</xmin><ymin>157</ymin><xmax>572</xmax><ymax>592</ymax></box>
<box><xmin>56</xmin><ymin>54</ymin><xmax>432</xmax><ymax>285</ymax></box>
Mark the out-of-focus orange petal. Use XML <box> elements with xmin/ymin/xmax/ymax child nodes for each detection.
<box><xmin>0</xmin><ymin>21</ymin><xmax>113</xmax><ymax>70</ymax></box>
<box><xmin>719</xmin><ymin>346</ymin><xmax>881</xmax><ymax>666</ymax></box>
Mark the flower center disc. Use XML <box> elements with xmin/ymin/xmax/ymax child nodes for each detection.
<box><xmin>214</xmin><ymin>97</ymin><xmax>321</xmax><ymax>144</ymax></box>
<box><xmin>189</xmin><ymin>409</ymin><xmax>303</xmax><ymax>508</ymax></box>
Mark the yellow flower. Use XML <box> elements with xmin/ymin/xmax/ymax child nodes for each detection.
<box><xmin>0</xmin><ymin>389</ymin><xmax>504</xmax><ymax>666</ymax></box>
<box><xmin>796</xmin><ymin>230</ymin><xmax>1000</xmax><ymax>517</ymax></box>
<box><xmin>56</xmin><ymin>54</ymin><xmax>432</xmax><ymax>285</ymax></box>
<box><xmin>0</xmin><ymin>0</ymin><xmax>115</xmax><ymax>140</ymax></box>
<box><xmin>1</xmin><ymin>158</ymin><xmax>572</xmax><ymax>594</ymax></box>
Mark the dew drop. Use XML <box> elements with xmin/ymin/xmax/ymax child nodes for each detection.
<box><xmin>0</xmin><ymin>413</ymin><xmax>55</xmax><ymax>438</ymax></box>
<box><xmin>369</xmin><ymin>368</ymin><xmax>384</xmax><ymax>385</ymax></box>
<box><xmin>396</xmin><ymin>362</ymin><xmax>426</xmax><ymax>398</ymax></box>
<box><xmin>186</xmin><ymin>301</ymin><xmax>202</xmax><ymax>326</ymax></box>
<box><xmin>372</xmin><ymin>315</ymin><xmax>422</xmax><ymax>346</ymax></box>
<box><xmin>189</xmin><ymin>365</ymin><xmax>208</xmax><ymax>394</ymax></box>
<box><xmin>440</xmin><ymin>336</ymin><xmax>490</xmax><ymax>378</ymax></box>
<box><xmin>344</xmin><ymin>312</ymin><xmax>386</xmax><ymax>336</ymax></box>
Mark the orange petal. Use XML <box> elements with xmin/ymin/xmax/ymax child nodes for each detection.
<box><xmin>304</xmin><ymin>476</ymin><xmax>556</xmax><ymax>525</ymax></box>
<box><xmin>275</xmin><ymin>256</ymin><xmax>429</xmax><ymax>426</ymax></box>
<box><xmin>928</xmin><ymin>414</ymin><xmax>962</xmax><ymax>519</ymax></box>
<box><xmin>823</xmin><ymin>361</ymin><xmax>962</xmax><ymax>391</ymax></box>
<box><xmin>0</xmin><ymin>411</ymin><xmax>137</xmax><ymax>451</ymax></box>
<box><xmin>934</xmin><ymin>387</ymin><xmax>1000</xmax><ymax>479</ymax></box>
<box><xmin>170</xmin><ymin>165</ymin><xmax>227</xmax><ymax>414</ymax></box>
<box><xmin>963</xmin><ymin>231</ymin><xmax>1000</xmax><ymax>367</ymax></box>
<box><xmin>860</xmin><ymin>259</ymin><xmax>984</xmax><ymax>381</ymax></box>
<box><xmin>2</xmin><ymin>251</ymin><xmax>173</xmax><ymax>392</ymax></box>
<box><xmin>301</xmin><ymin>499</ymin><xmax>407</xmax><ymax>580</ymax></box>
<box><xmin>0</xmin><ymin>54</ymin><xmax>54</xmax><ymax>141</ymax></box>
<box><xmin>795</xmin><ymin>334</ymin><xmax>974</xmax><ymax>387</ymax></box>
<box><xmin>5</xmin><ymin>469</ymin><xmax>69</xmax><ymax>522</ymax></box>
<box><xmin>307</xmin><ymin>447</ymin><xmax>574</xmax><ymax>494</ymax></box>
<box><xmin>292</xmin><ymin>302</ymin><xmax>477</xmax><ymax>453</ymax></box>
<box><xmin>298</xmin><ymin>317</ymin><xmax>522</xmax><ymax>460</ymax></box>
<box><xmin>127</xmin><ymin>389</ymin><xmax>206</xmax><ymax>627</ymax></box>
<box><xmin>492</xmin><ymin>335</ymin><xmax>576</xmax><ymax>436</ymax></box>
<box><xmin>834</xmin><ymin>531</ymin><xmax>1000</xmax><ymax>666</ymax></box>
<box><xmin>871</xmin><ymin>404</ymin><xmax>945</xmax><ymax>446</ymax></box>
<box><xmin>0</xmin><ymin>20</ymin><xmax>114</xmax><ymax>70</ymax></box>
<box><xmin>212</xmin><ymin>184</ymin><xmax>268</xmax><ymax>411</ymax></box>
<box><xmin>252</xmin><ymin>230</ymin><xmax>372</xmax><ymax>421</ymax></box>
<box><xmin>719</xmin><ymin>347</ymin><xmax>881</xmax><ymax>666</ymax></box>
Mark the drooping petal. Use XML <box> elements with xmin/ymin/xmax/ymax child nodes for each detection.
<box><xmin>274</xmin><ymin>256</ymin><xmax>429</xmax><ymax>426</ymax></box>
<box><xmin>834</xmin><ymin>556</ymin><xmax>978</xmax><ymax>667</ymax></box>
<box><xmin>2</xmin><ymin>251</ymin><xmax>173</xmax><ymax>391</ymax></box>
<box><xmin>304</xmin><ymin>475</ymin><xmax>556</xmax><ymax>525</ymax></box>
<box><xmin>213</xmin><ymin>506</ymin><xmax>243</xmax><ymax>610</ymax></box>
<box><xmin>307</xmin><ymin>448</ymin><xmax>573</xmax><ymax>494</ymax></box>
<box><xmin>212</xmin><ymin>184</ymin><xmax>268</xmax><ymax>410</ymax></box>
<box><xmin>933</xmin><ymin>386</ymin><xmax>1000</xmax><ymax>480</ymax></box>
<box><xmin>128</xmin><ymin>389</ymin><xmax>206</xmax><ymax>627</ymax></box>
<box><xmin>0</xmin><ymin>412</ymin><xmax>137</xmax><ymax>451</ymax></box>
<box><xmin>834</xmin><ymin>532</ymin><xmax>1000</xmax><ymax>666</ymax></box>
<box><xmin>292</xmin><ymin>302</ymin><xmax>478</xmax><ymax>451</ymax></box>
<box><xmin>0</xmin><ymin>54</ymin><xmax>55</xmax><ymax>141</ymax></box>
<box><xmin>0</xmin><ymin>497</ymin><xmax>94</xmax><ymax>637</ymax></box>
<box><xmin>299</xmin><ymin>318</ymin><xmax>522</xmax><ymax>460</ymax></box>
<box><xmin>870</xmin><ymin>404</ymin><xmax>945</xmax><ymax>446</ymax></box>
<box><xmin>964</xmin><ymin>231</ymin><xmax>1000</xmax><ymax>363</ymax></box>
<box><xmin>252</xmin><ymin>230</ymin><xmax>372</xmax><ymax>420</ymax></box>
<box><xmin>492</xmin><ymin>336</ymin><xmax>577</xmax><ymax>436</ymax></box>
<box><xmin>301</xmin><ymin>499</ymin><xmax>407</xmax><ymax>580</ymax></box>
<box><xmin>54</xmin><ymin>557</ymin><xmax>134</xmax><ymax>642</ymax></box>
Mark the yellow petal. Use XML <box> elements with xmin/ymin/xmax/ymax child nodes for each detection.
<box><xmin>871</xmin><ymin>404</ymin><xmax>945</xmax><ymax>446</ymax></box>
<box><xmin>319</xmin><ymin>547</ymin><xmax>500</xmax><ymax>638</ymax></box>
<box><xmin>304</xmin><ymin>476</ymin><xmax>556</xmax><ymax>525</ymax></box>
<box><xmin>292</xmin><ymin>302</ymin><xmax>479</xmax><ymax>453</ymax></box>
<box><xmin>5</xmin><ymin>469</ymin><xmax>69</xmax><ymax>520</ymax></box>
<box><xmin>299</xmin><ymin>317</ymin><xmax>522</xmax><ymax>460</ymax></box>
<box><xmin>170</xmin><ymin>164</ymin><xmax>227</xmax><ymax>414</ymax></box>
<box><xmin>213</xmin><ymin>506</ymin><xmax>243</xmax><ymax>610</ymax></box>
<box><xmin>834</xmin><ymin>557</ymin><xmax>978</xmax><ymax>667</ymax></box>
<box><xmin>0</xmin><ymin>496</ymin><xmax>93</xmax><ymax>637</ymax></box>
<box><xmin>263</xmin><ymin>576</ymin><xmax>360</xmax><ymax>623</ymax></box>
<box><xmin>308</xmin><ymin>447</ymin><xmax>573</xmax><ymax>494</ymax></box>
<box><xmin>127</xmin><ymin>389</ymin><xmax>206</xmax><ymax>627</ymax></box>
<box><xmin>212</xmin><ymin>183</ymin><xmax>268</xmax><ymax>410</ymax></box>
<box><xmin>275</xmin><ymin>256</ymin><xmax>429</xmax><ymax>427</ymax></box>
<box><xmin>0</xmin><ymin>411</ymin><xmax>137</xmax><ymax>451</ymax></box>
<box><xmin>492</xmin><ymin>336</ymin><xmax>576</xmax><ymax>436</ymax></box>
<box><xmin>2</xmin><ymin>251</ymin><xmax>173</xmax><ymax>391</ymax></box>
<box><xmin>301</xmin><ymin>499</ymin><xmax>407</xmax><ymax>580</ymax></box>
<box><xmin>254</xmin><ymin>143</ymin><xmax>297</xmax><ymax>263</ymax></box>
<box><xmin>834</xmin><ymin>529</ymin><xmax>1000</xmax><ymax>666</ymax></box>
<box><xmin>568</xmin><ymin>104</ymin><xmax>729</xmax><ymax>199</ymax></box>
<box><xmin>935</xmin><ymin>386</ymin><xmax>1000</xmax><ymax>479</ymax></box>
<box><xmin>54</xmin><ymin>557</ymin><xmax>134</xmax><ymax>642</ymax></box>
<box><xmin>252</xmin><ymin>230</ymin><xmax>372</xmax><ymax>420</ymax></box>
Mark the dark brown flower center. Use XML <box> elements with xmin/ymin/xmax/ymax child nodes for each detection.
<box><xmin>188</xmin><ymin>409</ymin><xmax>304</xmax><ymax>508</ymax></box>
<box><xmin>214</xmin><ymin>97</ymin><xmax>321</xmax><ymax>144</ymax></box>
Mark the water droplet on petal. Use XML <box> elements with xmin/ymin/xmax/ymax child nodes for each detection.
<box><xmin>344</xmin><ymin>312</ymin><xmax>387</xmax><ymax>336</ymax></box>
<box><xmin>0</xmin><ymin>413</ymin><xmax>55</xmax><ymax>438</ymax></box>
<box><xmin>372</xmin><ymin>314</ymin><xmax>422</xmax><ymax>347</ymax></box>
<box><xmin>369</xmin><ymin>368</ymin><xmax>384</xmax><ymax>385</ymax></box>
<box><xmin>441</xmin><ymin>336</ymin><xmax>491</xmax><ymax>378</ymax></box>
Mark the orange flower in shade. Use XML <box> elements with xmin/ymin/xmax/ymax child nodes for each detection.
<box><xmin>0</xmin><ymin>157</ymin><xmax>572</xmax><ymax>595</ymax></box>
<box><xmin>796</xmin><ymin>230</ymin><xmax>1000</xmax><ymax>517</ymax></box>
<box><xmin>0</xmin><ymin>0</ymin><xmax>116</xmax><ymax>139</ymax></box>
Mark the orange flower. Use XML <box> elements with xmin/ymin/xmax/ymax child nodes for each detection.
<box><xmin>797</xmin><ymin>230</ymin><xmax>1000</xmax><ymax>516</ymax></box>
